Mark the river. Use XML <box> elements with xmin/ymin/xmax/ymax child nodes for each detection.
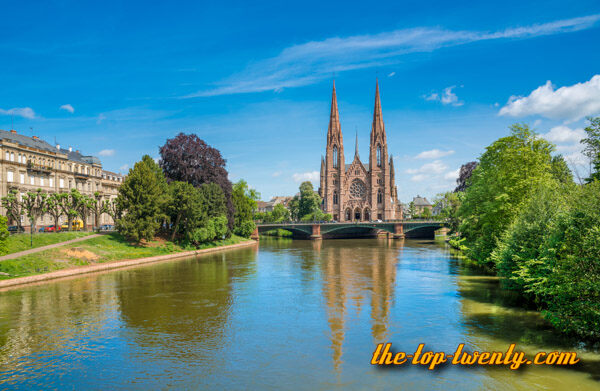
<box><xmin>0</xmin><ymin>238</ymin><xmax>598</xmax><ymax>390</ymax></box>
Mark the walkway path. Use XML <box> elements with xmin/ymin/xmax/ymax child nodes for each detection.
<box><xmin>0</xmin><ymin>234</ymin><xmax>102</xmax><ymax>261</ymax></box>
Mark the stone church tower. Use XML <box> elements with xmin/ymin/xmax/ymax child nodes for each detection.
<box><xmin>319</xmin><ymin>81</ymin><xmax>400</xmax><ymax>221</ymax></box>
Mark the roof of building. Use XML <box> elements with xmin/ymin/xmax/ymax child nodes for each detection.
<box><xmin>0</xmin><ymin>129</ymin><xmax>101</xmax><ymax>165</ymax></box>
<box><xmin>412</xmin><ymin>195</ymin><xmax>432</xmax><ymax>206</ymax></box>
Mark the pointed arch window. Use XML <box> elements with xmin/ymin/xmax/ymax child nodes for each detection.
<box><xmin>333</xmin><ymin>146</ymin><xmax>338</xmax><ymax>168</ymax></box>
<box><xmin>377</xmin><ymin>145</ymin><xmax>382</xmax><ymax>167</ymax></box>
<box><xmin>377</xmin><ymin>190</ymin><xmax>383</xmax><ymax>204</ymax></box>
<box><xmin>333</xmin><ymin>190</ymin><xmax>338</xmax><ymax>205</ymax></box>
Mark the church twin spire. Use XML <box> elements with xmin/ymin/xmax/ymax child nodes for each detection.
<box><xmin>327</xmin><ymin>80</ymin><xmax>387</xmax><ymax>162</ymax></box>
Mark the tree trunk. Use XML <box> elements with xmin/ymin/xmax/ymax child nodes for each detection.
<box><xmin>170</xmin><ymin>213</ymin><xmax>182</xmax><ymax>241</ymax></box>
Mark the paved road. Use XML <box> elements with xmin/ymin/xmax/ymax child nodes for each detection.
<box><xmin>0</xmin><ymin>234</ymin><xmax>103</xmax><ymax>261</ymax></box>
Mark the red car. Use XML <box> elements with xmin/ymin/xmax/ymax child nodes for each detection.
<box><xmin>39</xmin><ymin>225</ymin><xmax>61</xmax><ymax>232</ymax></box>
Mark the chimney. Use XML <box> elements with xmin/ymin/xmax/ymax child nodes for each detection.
<box><xmin>10</xmin><ymin>130</ymin><xmax>17</xmax><ymax>134</ymax></box>
<box><xmin>32</xmin><ymin>136</ymin><xmax>39</xmax><ymax>140</ymax></box>
<box><xmin>76</xmin><ymin>150</ymin><xmax>80</xmax><ymax>153</ymax></box>
<box><xmin>68</xmin><ymin>146</ymin><xmax>72</xmax><ymax>152</ymax></box>
<box><xmin>56</xmin><ymin>144</ymin><xmax>60</xmax><ymax>150</ymax></box>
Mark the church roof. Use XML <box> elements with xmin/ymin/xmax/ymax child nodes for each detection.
<box><xmin>345</xmin><ymin>163</ymin><xmax>368</xmax><ymax>172</ymax></box>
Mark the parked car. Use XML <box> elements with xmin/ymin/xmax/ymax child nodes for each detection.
<box><xmin>39</xmin><ymin>225</ymin><xmax>60</xmax><ymax>232</ymax></box>
<box><xmin>99</xmin><ymin>224</ymin><xmax>114</xmax><ymax>231</ymax></box>
<box><xmin>7</xmin><ymin>225</ymin><xmax>25</xmax><ymax>233</ymax></box>
<box><xmin>61</xmin><ymin>219</ymin><xmax>84</xmax><ymax>231</ymax></box>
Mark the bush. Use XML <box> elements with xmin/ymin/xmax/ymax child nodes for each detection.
<box><xmin>0</xmin><ymin>216</ymin><xmax>9</xmax><ymax>255</ymax></box>
<box><xmin>234</xmin><ymin>220</ymin><xmax>256</xmax><ymax>238</ymax></box>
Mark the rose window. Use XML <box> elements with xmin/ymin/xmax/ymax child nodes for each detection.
<box><xmin>349</xmin><ymin>179</ymin><xmax>367</xmax><ymax>200</ymax></box>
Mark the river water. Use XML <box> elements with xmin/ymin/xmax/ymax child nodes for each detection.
<box><xmin>0</xmin><ymin>238</ymin><xmax>599</xmax><ymax>390</ymax></box>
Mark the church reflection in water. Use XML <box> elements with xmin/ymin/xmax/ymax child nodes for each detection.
<box><xmin>315</xmin><ymin>238</ymin><xmax>403</xmax><ymax>370</ymax></box>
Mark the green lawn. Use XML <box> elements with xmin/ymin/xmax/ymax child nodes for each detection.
<box><xmin>4</xmin><ymin>231</ymin><xmax>95</xmax><ymax>255</ymax></box>
<box><xmin>0</xmin><ymin>233</ymin><xmax>251</xmax><ymax>280</ymax></box>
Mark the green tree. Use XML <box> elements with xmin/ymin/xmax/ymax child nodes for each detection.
<box><xmin>550</xmin><ymin>155</ymin><xmax>574</xmax><ymax>184</ymax></box>
<box><xmin>458</xmin><ymin>124</ymin><xmax>556</xmax><ymax>265</ymax></box>
<box><xmin>298</xmin><ymin>181</ymin><xmax>321</xmax><ymax>219</ymax></box>
<box><xmin>271</xmin><ymin>203</ymin><xmax>290</xmax><ymax>222</ymax></box>
<box><xmin>433</xmin><ymin>192</ymin><xmax>461</xmax><ymax>232</ymax></box>
<box><xmin>46</xmin><ymin>193</ymin><xmax>65</xmax><ymax>231</ymax></box>
<box><xmin>116</xmin><ymin>155</ymin><xmax>167</xmax><ymax>242</ymax></box>
<box><xmin>21</xmin><ymin>189</ymin><xmax>48</xmax><ymax>233</ymax></box>
<box><xmin>198</xmin><ymin>182</ymin><xmax>228</xmax><ymax>219</ymax></box>
<box><xmin>168</xmin><ymin>181</ymin><xmax>204</xmax><ymax>241</ymax></box>
<box><xmin>288</xmin><ymin>196</ymin><xmax>300</xmax><ymax>221</ymax></box>
<box><xmin>1</xmin><ymin>189</ymin><xmax>23</xmax><ymax>230</ymax></box>
<box><xmin>581</xmin><ymin>116</ymin><xmax>600</xmax><ymax>182</ymax></box>
<box><xmin>232</xmin><ymin>180</ymin><xmax>259</xmax><ymax>228</ymax></box>
<box><xmin>59</xmin><ymin>189</ymin><xmax>83</xmax><ymax>231</ymax></box>
<box><xmin>89</xmin><ymin>192</ymin><xmax>105</xmax><ymax>230</ymax></box>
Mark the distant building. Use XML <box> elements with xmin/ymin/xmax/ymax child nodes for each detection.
<box><xmin>0</xmin><ymin>129</ymin><xmax>124</xmax><ymax>230</ymax></box>
<box><xmin>412</xmin><ymin>195</ymin><xmax>432</xmax><ymax>215</ymax></box>
<box><xmin>257</xmin><ymin>196</ymin><xmax>294</xmax><ymax>213</ymax></box>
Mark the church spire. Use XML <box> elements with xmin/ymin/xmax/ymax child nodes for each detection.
<box><xmin>328</xmin><ymin>80</ymin><xmax>341</xmax><ymax>143</ymax></box>
<box><xmin>354</xmin><ymin>129</ymin><xmax>359</xmax><ymax>159</ymax></box>
<box><xmin>371</xmin><ymin>79</ymin><xmax>386</xmax><ymax>143</ymax></box>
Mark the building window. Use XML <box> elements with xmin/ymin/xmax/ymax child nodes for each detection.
<box><xmin>10</xmin><ymin>152</ymin><xmax>14</xmax><ymax>161</ymax></box>
<box><xmin>377</xmin><ymin>190</ymin><xmax>383</xmax><ymax>204</ymax></box>
<box><xmin>333</xmin><ymin>191</ymin><xmax>338</xmax><ymax>205</ymax></box>
<box><xmin>332</xmin><ymin>146</ymin><xmax>338</xmax><ymax>168</ymax></box>
<box><xmin>377</xmin><ymin>145</ymin><xmax>382</xmax><ymax>167</ymax></box>
<box><xmin>60</xmin><ymin>178</ymin><xmax>65</xmax><ymax>188</ymax></box>
<box><xmin>5</xmin><ymin>151</ymin><xmax>9</xmax><ymax>161</ymax></box>
<box><xmin>40</xmin><ymin>177</ymin><xmax>44</xmax><ymax>187</ymax></box>
<box><xmin>17</xmin><ymin>154</ymin><xmax>21</xmax><ymax>163</ymax></box>
<box><xmin>7</xmin><ymin>171</ymin><xmax>14</xmax><ymax>182</ymax></box>
<box><xmin>20</xmin><ymin>173</ymin><xmax>24</xmax><ymax>184</ymax></box>
<box><xmin>50</xmin><ymin>178</ymin><xmax>54</xmax><ymax>187</ymax></box>
<box><xmin>30</xmin><ymin>176</ymin><xmax>35</xmax><ymax>185</ymax></box>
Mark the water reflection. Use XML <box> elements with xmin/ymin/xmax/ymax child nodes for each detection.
<box><xmin>0</xmin><ymin>239</ymin><xmax>599</xmax><ymax>390</ymax></box>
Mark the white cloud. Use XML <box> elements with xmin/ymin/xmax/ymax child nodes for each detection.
<box><xmin>388</xmin><ymin>72</ymin><xmax>396</xmax><ymax>77</ymax></box>
<box><xmin>272</xmin><ymin>171</ymin><xmax>282</xmax><ymax>177</ymax></box>
<box><xmin>0</xmin><ymin>107</ymin><xmax>36</xmax><ymax>119</ymax></box>
<box><xmin>405</xmin><ymin>160</ymin><xmax>448</xmax><ymax>180</ymax></box>
<box><xmin>542</xmin><ymin>125</ymin><xmax>585</xmax><ymax>144</ymax></box>
<box><xmin>59</xmin><ymin>104</ymin><xmax>75</xmax><ymax>113</ymax></box>
<box><xmin>444</xmin><ymin>168</ymin><xmax>460</xmax><ymax>181</ymax></box>
<box><xmin>96</xmin><ymin>113</ymin><xmax>106</xmax><ymax>124</ymax></box>
<box><xmin>119</xmin><ymin>164</ymin><xmax>129</xmax><ymax>172</ymax></box>
<box><xmin>424</xmin><ymin>86</ymin><xmax>463</xmax><ymax>106</ymax></box>
<box><xmin>410</xmin><ymin>174</ymin><xmax>427</xmax><ymax>182</ymax></box>
<box><xmin>292</xmin><ymin>171</ymin><xmax>319</xmax><ymax>182</ymax></box>
<box><xmin>415</xmin><ymin>149</ymin><xmax>455</xmax><ymax>159</ymax></box>
<box><xmin>98</xmin><ymin>149</ymin><xmax>115</xmax><ymax>157</ymax></box>
<box><xmin>184</xmin><ymin>15</ymin><xmax>600</xmax><ymax>97</ymax></box>
<box><xmin>499</xmin><ymin>74</ymin><xmax>600</xmax><ymax>121</ymax></box>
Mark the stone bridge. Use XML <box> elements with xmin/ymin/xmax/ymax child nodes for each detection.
<box><xmin>253</xmin><ymin>220</ymin><xmax>446</xmax><ymax>240</ymax></box>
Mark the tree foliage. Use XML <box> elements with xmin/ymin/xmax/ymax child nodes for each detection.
<box><xmin>159</xmin><ymin>133</ymin><xmax>234</xmax><ymax>226</ymax></box>
<box><xmin>116</xmin><ymin>155</ymin><xmax>167</xmax><ymax>242</ymax></box>
<box><xmin>581</xmin><ymin>116</ymin><xmax>600</xmax><ymax>183</ymax></box>
<box><xmin>458</xmin><ymin>124</ymin><xmax>556</xmax><ymax>264</ymax></box>
<box><xmin>454</xmin><ymin>161</ymin><xmax>478</xmax><ymax>192</ymax></box>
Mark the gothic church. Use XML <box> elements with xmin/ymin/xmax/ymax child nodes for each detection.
<box><xmin>319</xmin><ymin>81</ymin><xmax>401</xmax><ymax>222</ymax></box>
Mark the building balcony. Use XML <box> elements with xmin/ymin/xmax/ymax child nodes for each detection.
<box><xmin>26</xmin><ymin>161</ymin><xmax>52</xmax><ymax>174</ymax></box>
<box><xmin>74</xmin><ymin>172</ymin><xmax>90</xmax><ymax>180</ymax></box>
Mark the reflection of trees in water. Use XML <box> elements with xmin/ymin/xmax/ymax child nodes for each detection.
<box><xmin>456</xmin><ymin>269</ymin><xmax>600</xmax><ymax>385</ymax></box>
<box><xmin>317</xmin><ymin>238</ymin><xmax>401</xmax><ymax>371</ymax></box>
<box><xmin>116</xmin><ymin>248</ymin><xmax>257</xmax><ymax>355</ymax></box>
<box><xmin>0</xmin><ymin>278</ymin><xmax>118</xmax><ymax>373</ymax></box>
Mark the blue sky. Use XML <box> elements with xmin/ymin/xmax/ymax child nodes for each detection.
<box><xmin>1</xmin><ymin>1</ymin><xmax>600</xmax><ymax>202</ymax></box>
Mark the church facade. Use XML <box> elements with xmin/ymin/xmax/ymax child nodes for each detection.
<box><xmin>319</xmin><ymin>81</ymin><xmax>401</xmax><ymax>222</ymax></box>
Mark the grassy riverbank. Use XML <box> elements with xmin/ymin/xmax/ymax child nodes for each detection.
<box><xmin>0</xmin><ymin>233</ymin><xmax>250</xmax><ymax>280</ymax></box>
<box><xmin>4</xmin><ymin>231</ymin><xmax>95</xmax><ymax>255</ymax></box>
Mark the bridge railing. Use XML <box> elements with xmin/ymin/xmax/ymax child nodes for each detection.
<box><xmin>256</xmin><ymin>219</ymin><xmax>448</xmax><ymax>226</ymax></box>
